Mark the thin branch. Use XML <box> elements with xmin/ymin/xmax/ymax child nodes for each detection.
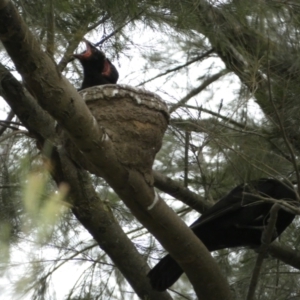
<box><xmin>246</xmin><ymin>204</ymin><xmax>280</xmax><ymax>300</ymax></box>
<box><xmin>184</xmin><ymin>131</ymin><xmax>189</xmax><ymax>188</ymax></box>
<box><xmin>36</xmin><ymin>242</ymin><xmax>98</xmax><ymax>284</ymax></box>
<box><xmin>0</xmin><ymin>130</ymin><xmax>28</xmax><ymax>143</ymax></box>
<box><xmin>169</xmin><ymin>69</ymin><xmax>230</xmax><ymax>114</ymax></box>
<box><xmin>242</xmin><ymin>194</ymin><xmax>300</xmax><ymax>215</ymax></box>
<box><xmin>0</xmin><ymin>63</ymin><xmax>56</xmax><ymax>140</ymax></box>
<box><xmin>169</xmin><ymin>288</ymin><xmax>193</xmax><ymax>300</ymax></box>
<box><xmin>0</xmin><ymin>110</ymin><xmax>14</xmax><ymax>136</ymax></box>
<box><xmin>0</xmin><ymin>119</ymin><xmax>23</xmax><ymax>126</ymax></box>
<box><xmin>137</xmin><ymin>49</ymin><xmax>215</xmax><ymax>86</ymax></box>
<box><xmin>94</xmin><ymin>12</ymin><xmax>144</xmax><ymax>47</ymax></box>
<box><xmin>181</xmin><ymin>119</ymin><xmax>297</xmax><ymax>183</ymax></box>
<box><xmin>182</xmin><ymin>105</ymin><xmax>248</xmax><ymax>129</ymax></box>
<box><xmin>268</xmin><ymin>242</ymin><xmax>300</xmax><ymax>270</ymax></box>
<box><xmin>87</xmin><ymin>13</ymin><xmax>110</xmax><ymax>31</ymax></box>
<box><xmin>153</xmin><ymin>171</ymin><xmax>210</xmax><ymax>213</ymax></box>
<box><xmin>61</xmin><ymin>13</ymin><xmax>134</xmax><ymax>71</ymax></box>
<box><xmin>0</xmin><ymin>122</ymin><xmax>23</xmax><ymax>132</ymax></box>
<box><xmin>58</xmin><ymin>15</ymin><xmax>110</xmax><ymax>72</ymax></box>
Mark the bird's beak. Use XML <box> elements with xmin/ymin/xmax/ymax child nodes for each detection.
<box><xmin>73</xmin><ymin>40</ymin><xmax>94</xmax><ymax>59</ymax></box>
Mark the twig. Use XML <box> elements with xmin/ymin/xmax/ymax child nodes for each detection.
<box><xmin>87</xmin><ymin>13</ymin><xmax>110</xmax><ymax>31</ymax></box>
<box><xmin>58</xmin><ymin>15</ymin><xmax>110</xmax><ymax>71</ymax></box>
<box><xmin>46</xmin><ymin>0</ymin><xmax>55</xmax><ymax>57</ymax></box>
<box><xmin>182</xmin><ymin>105</ymin><xmax>247</xmax><ymax>129</ymax></box>
<box><xmin>137</xmin><ymin>49</ymin><xmax>215</xmax><ymax>86</ymax></box>
<box><xmin>0</xmin><ymin>110</ymin><xmax>15</xmax><ymax>136</ymax></box>
<box><xmin>246</xmin><ymin>204</ymin><xmax>280</xmax><ymax>300</ymax></box>
<box><xmin>0</xmin><ymin>130</ymin><xmax>28</xmax><ymax>143</ymax></box>
<box><xmin>0</xmin><ymin>119</ymin><xmax>23</xmax><ymax>126</ymax></box>
<box><xmin>95</xmin><ymin>12</ymin><xmax>143</xmax><ymax>47</ymax></box>
<box><xmin>169</xmin><ymin>69</ymin><xmax>230</xmax><ymax>114</ymax></box>
<box><xmin>242</xmin><ymin>193</ymin><xmax>300</xmax><ymax>215</ymax></box>
<box><xmin>184</xmin><ymin>130</ymin><xmax>189</xmax><ymax>188</ymax></box>
<box><xmin>169</xmin><ymin>288</ymin><xmax>193</xmax><ymax>300</ymax></box>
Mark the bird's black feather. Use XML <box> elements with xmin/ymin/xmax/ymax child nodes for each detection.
<box><xmin>74</xmin><ymin>40</ymin><xmax>119</xmax><ymax>90</ymax></box>
<box><xmin>148</xmin><ymin>178</ymin><xmax>297</xmax><ymax>291</ymax></box>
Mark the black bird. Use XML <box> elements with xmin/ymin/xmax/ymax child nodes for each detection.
<box><xmin>148</xmin><ymin>178</ymin><xmax>297</xmax><ymax>291</ymax></box>
<box><xmin>74</xmin><ymin>40</ymin><xmax>119</xmax><ymax>90</ymax></box>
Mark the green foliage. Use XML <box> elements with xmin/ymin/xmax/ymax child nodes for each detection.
<box><xmin>1</xmin><ymin>0</ymin><xmax>300</xmax><ymax>299</ymax></box>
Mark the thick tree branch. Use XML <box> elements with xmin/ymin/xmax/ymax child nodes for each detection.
<box><xmin>0</xmin><ymin>49</ymin><xmax>173</xmax><ymax>300</ymax></box>
<box><xmin>0</xmin><ymin>63</ymin><xmax>56</xmax><ymax>140</ymax></box>
<box><xmin>54</xmin><ymin>149</ymin><xmax>173</xmax><ymax>300</ymax></box>
<box><xmin>0</xmin><ymin>1</ymin><xmax>232</xmax><ymax>299</ymax></box>
<box><xmin>153</xmin><ymin>171</ymin><xmax>210</xmax><ymax>213</ymax></box>
<box><xmin>268</xmin><ymin>242</ymin><xmax>300</xmax><ymax>270</ymax></box>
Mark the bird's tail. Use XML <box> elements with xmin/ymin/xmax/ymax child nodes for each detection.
<box><xmin>147</xmin><ymin>254</ymin><xmax>183</xmax><ymax>291</ymax></box>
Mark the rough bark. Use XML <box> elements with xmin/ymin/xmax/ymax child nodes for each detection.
<box><xmin>0</xmin><ymin>63</ymin><xmax>56</xmax><ymax>140</ymax></box>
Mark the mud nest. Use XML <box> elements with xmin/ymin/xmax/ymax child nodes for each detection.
<box><xmin>64</xmin><ymin>84</ymin><xmax>169</xmax><ymax>178</ymax></box>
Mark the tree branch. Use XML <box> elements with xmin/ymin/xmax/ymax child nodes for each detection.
<box><xmin>0</xmin><ymin>1</ymin><xmax>232</xmax><ymax>298</ymax></box>
<box><xmin>268</xmin><ymin>242</ymin><xmax>300</xmax><ymax>270</ymax></box>
<box><xmin>246</xmin><ymin>204</ymin><xmax>280</xmax><ymax>300</ymax></box>
<box><xmin>153</xmin><ymin>171</ymin><xmax>210</xmax><ymax>213</ymax></box>
<box><xmin>182</xmin><ymin>105</ymin><xmax>248</xmax><ymax>130</ymax></box>
<box><xmin>169</xmin><ymin>69</ymin><xmax>230</xmax><ymax>114</ymax></box>
<box><xmin>0</xmin><ymin>41</ymin><xmax>173</xmax><ymax>300</ymax></box>
<box><xmin>0</xmin><ymin>63</ymin><xmax>56</xmax><ymax>140</ymax></box>
<box><xmin>137</xmin><ymin>49</ymin><xmax>215</xmax><ymax>87</ymax></box>
<box><xmin>54</xmin><ymin>148</ymin><xmax>173</xmax><ymax>300</ymax></box>
<box><xmin>0</xmin><ymin>110</ymin><xmax>14</xmax><ymax>137</ymax></box>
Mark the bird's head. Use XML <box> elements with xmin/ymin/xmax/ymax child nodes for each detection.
<box><xmin>74</xmin><ymin>40</ymin><xmax>119</xmax><ymax>87</ymax></box>
<box><xmin>74</xmin><ymin>40</ymin><xmax>106</xmax><ymax>65</ymax></box>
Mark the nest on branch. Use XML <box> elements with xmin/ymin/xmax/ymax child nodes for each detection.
<box><xmin>63</xmin><ymin>84</ymin><xmax>169</xmax><ymax>181</ymax></box>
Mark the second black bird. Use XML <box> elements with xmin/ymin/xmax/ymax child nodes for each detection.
<box><xmin>74</xmin><ymin>40</ymin><xmax>119</xmax><ymax>90</ymax></box>
<box><xmin>148</xmin><ymin>178</ymin><xmax>297</xmax><ymax>291</ymax></box>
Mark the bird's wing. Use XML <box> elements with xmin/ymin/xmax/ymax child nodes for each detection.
<box><xmin>190</xmin><ymin>178</ymin><xmax>296</xmax><ymax>229</ymax></box>
<box><xmin>190</xmin><ymin>189</ymin><xmax>248</xmax><ymax>229</ymax></box>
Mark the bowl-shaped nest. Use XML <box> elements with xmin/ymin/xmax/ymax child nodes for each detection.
<box><xmin>63</xmin><ymin>84</ymin><xmax>169</xmax><ymax>178</ymax></box>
